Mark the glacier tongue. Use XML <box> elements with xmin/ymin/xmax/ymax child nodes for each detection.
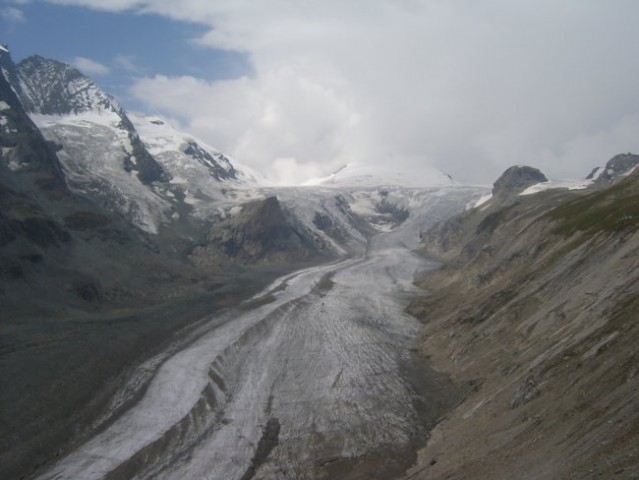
<box><xmin>34</xmin><ymin>232</ymin><xmax>439</xmax><ymax>480</ymax></box>
<box><xmin>33</xmin><ymin>186</ymin><xmax>481</xmax><ymax>480</ymax></box>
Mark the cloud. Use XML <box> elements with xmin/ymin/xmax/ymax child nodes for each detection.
<box><xmin>1</xmin><ymin>6</ymin><xmax>25</xmax><ymax>22</ymax></box>
<box><xmin>114</xmin><ymin>54</ymin><xmax>141</xmax><ymax>73</ymax></box>
<box><xmin>131</xmin><ymin>70</ymin><xmax>360</xmax><ymax>184</ymax></box>
<box><xmin>47</xmin><ymin>0</ymin><xmax>143</xmax><ymax>11</ymax></box>
<box><xmin>45</xmin><ymin>1</ymin><xmax>639</xmax><ymax>183</ymax></box>
<box><xmin>73</xmin><ymin>56</ymin><xmax>111</xmax><ymax>75</ymax></box>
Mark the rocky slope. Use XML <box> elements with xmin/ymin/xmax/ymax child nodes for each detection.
<box><xmin>14</xmin><ymin>55</ymin><xmax>262</xmax><ymax>234</ymax></box>
<box><xmin>406</xmin><ymin>163</ymin><xmax>639</xmax><ymax>479</ymax></box>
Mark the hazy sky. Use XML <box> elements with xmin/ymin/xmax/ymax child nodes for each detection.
<box><xmin>2</xmin><ymin>0</ymin><xmax>639</xmax><ymax>185</ymax></box>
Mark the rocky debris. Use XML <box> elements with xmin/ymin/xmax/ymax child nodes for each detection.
<box><xmin>406</xmin><ymin>169</ymin><xmax>639</xmax><ymax>480</ymax></box>
<box><xmin>510</xmin><ymin>376</ymin><xmax>540</xmax><ymax>409</ymax></box>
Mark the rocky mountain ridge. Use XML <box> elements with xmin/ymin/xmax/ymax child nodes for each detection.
<box><xmin>406</xmin><ymin>163</ymin><xmax>639</xmax><ymax>479</ymax></box>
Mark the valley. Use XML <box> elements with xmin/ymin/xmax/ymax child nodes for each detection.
<box><xmin>31</xmin><ymin>226</ymin><xmax>459</xmax><ymax>480</ymax></box>
<box><xmin>2</xmin><ymin>43</ymin><xmax>639</xmax><ymax>480</ymax></box>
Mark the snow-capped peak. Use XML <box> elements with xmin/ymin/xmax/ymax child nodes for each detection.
<box><xmin>128</xmin><ymin>113</ymin><xmax>268</xmax><ymax>186</ymax></box>
<box><xmin>16</xmin><ymin>55</ymin><xmax>119</xmax><ymax>115</ymax></box>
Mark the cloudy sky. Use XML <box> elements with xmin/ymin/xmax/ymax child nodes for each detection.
<box><xmin>2</xmin><ymin>0</ymin><xmax>639</xmax><ymax>185</ymax></box>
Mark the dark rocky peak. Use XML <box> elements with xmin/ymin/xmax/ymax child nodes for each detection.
<box><xmin>0</xmin><ymin>45</ymin><xmax>25</xmax><ymax>100</ymax></box>
<box><xmin>0</xmin><ymin>44</ymin><xmax>12</xmax><ymax>69</ymax></box>
<box><xmin>0</xmin><ymin>47</ymin><xmax>23</xmax><ymax>111</ymax></box>
<box><xmin>14</xmin><ymin>55</ymin><xmax>168</xmax><ymax>185</ymax></box>
<box><xmin>0</xmin><ymin>51</ymin><xmax>64</xmax><ymax>183</ymax></box>
<box><xmin>183</xmin><ymin>141</ymin><xmax>237</xmax><ymax>181</ymax></box>
<box><xmin>587</xmin><ymin>153</ymin><xmax>639</xmax><ymax>186</ymax></box>
<box><xmin>16</xmin><ymin>55</ymin><xmax>118</xmax><ymax>115</ymax></box>
<box><xmin>492</xmin><ymin>165</ymin><xmax>548</xmax><ymax>197</ymax></box>
<box><xmin>202</xmin><ymin>196</ymin><xmax>319</xmax><ymax>264</ymax></box>
<box><xmin>116</xmin><ymin>112</ymin><xmax>169</xmax><ymax>185</ymax></box>
<box><xmin>240</xmin><ymin>196</ymin><xmax>290</xmax><ymax>233</ymax></box>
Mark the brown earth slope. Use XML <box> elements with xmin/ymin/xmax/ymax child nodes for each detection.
<box><xmin>406</xmin><ymin>171</ymin><xmax>639</xmax><ymax>479</ymax></box>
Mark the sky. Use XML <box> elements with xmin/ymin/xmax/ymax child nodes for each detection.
<box><xmin>2</xmin><ymin>0</ymin><xmax>639</xmax><ymax>185</ymax></box>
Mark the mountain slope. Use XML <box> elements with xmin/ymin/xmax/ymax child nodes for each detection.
<box><xmin>14</xmin><ymin>55</ymin><xmax>261</xmax><ymax>234</ymax></box>
<box><xmin>406</xmin><ymin>165</ymin><xmax>639</xmax><ymax>479</ymax></box>
<box><xmin>0</xmin><ymin>49</ymin><xmax>331</xmax><ymax>480</ymax></box>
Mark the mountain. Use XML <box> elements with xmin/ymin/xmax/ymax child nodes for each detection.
<box><xmin>13</xmin><ymin>55</ymin><xmax>264</xmax><ymax>234</ymax></box>
<box><xmin>586</xmin><ymin>152</ymin><xmax>639</xmax><ymax>187</ymax></box>
<box><xmin>0</xmin><ymin>48</ymin><xmax>328</xmax><ymax>480</ymax></box>
<box><xmin>406</xmin><ymin>165</ymin><xmax>639</xmax><ymax>479</ymax></box>
<box><xmin>491</xmin><ymin>165</ymin><xmax>547</xmax><ymax>197</ymax></box>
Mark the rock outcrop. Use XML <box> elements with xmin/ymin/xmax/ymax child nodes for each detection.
<box><xmin>492</xmin><ymin>165</ymin><xmax>548</xmax><ymax>198</ymax></box>
<box><xmin>587</xmin><ymin>152</ymin><xmax>639</xmax><ymax>186</ymax></box>
<box><xmin>195</xmin><ymin>196</ymin><xmax>322</xmax><ymax>265</ymax></box>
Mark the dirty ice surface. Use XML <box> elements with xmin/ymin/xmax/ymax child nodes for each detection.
<box><xmin>35</xmin><ymin>205</ymin><xmax>457</xmax><ymax>480</ymax></box>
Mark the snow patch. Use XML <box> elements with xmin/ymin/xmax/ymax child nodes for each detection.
<box><xmin>520</xmin><ymin>178</ymin><xmax>593</xmax><ymax>196</ymax></box>
<box><xmin>229</xmin><ymin>205</ymin><xmax>243</xmax><ymax>216</ymax></box>
<box><xmin>32</xmin><ymin>112</ymin><xmax>168</xmax><ymax>234</ymax></box>
<box><xmin>589</xmin><ymin>166</ymin><xmax>604</xmax><ymax>181</ymax></box>
<box><xmin>30</xmin><ymin>110</ymin><xmax>123</xmax><ymax>130</ymax></box>
<box><xmin>472</xmin><ymin>193</ymin><xmax>493</xmax><ymax>209</ymax></box>
<box><xmin>623</xmin><ymin>164</ymin><xmax>638</xmax><ymax>176</ymax></box>
<box><xmin>0</xmin><ymin>100</ymin><xmax>10</xmax><ymax>111</ymax></box>
<box><xmin>7</xmin><ymin>158</ymin><xmax>21</xmax><ymax>171</ymax></box>
<box><xmin>129</xmin><ymin>112</ymin><xmax>268</xmax><ymax>188</ymax></box>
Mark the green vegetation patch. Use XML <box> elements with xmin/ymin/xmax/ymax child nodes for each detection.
<box><xmin>476</xmin><ymin>204</ymin><xmax>517</xmax><ymax>235</ymax></box>
<box><xmin>548</xmin><ymin>177</ymin><xmax>639</xmax><ymax>236</ymax></box>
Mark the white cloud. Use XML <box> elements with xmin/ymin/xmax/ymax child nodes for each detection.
<box><xmin>131</xmin><ymin>69</ymin><xmax>360</xmax><ymax>184</ymax></box>
<box><xmin>1</xmin><ymin>6</ymin><xmax>25</xmax><ymax>22</ymax></box>
<box><xmin>73</xmin><ymin>56</ymin><xmax>111</xmax><ymax>75</ymax></box>
<box><xmin>114</xmin><ymin>54</ymin><xmax>140</xmax><ymax>73</ymax></box>
<box><xmin>46</xmin><ymin>1</ymin><xmax>639</xmax><ymax>183</ymax></box>
<box><xmin>47</xmin><ymin>0</ymin><xmax>144</xmax><ymax>11</ymax></box>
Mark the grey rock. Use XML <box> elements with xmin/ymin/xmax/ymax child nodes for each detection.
<box><xmin>492</xmin><ymin>165</ymin><xmax>548</xmax><ymax>197</ymax></box>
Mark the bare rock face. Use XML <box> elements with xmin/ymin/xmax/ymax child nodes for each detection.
<box><xmin>198</xmin><ymin>196</ymin><xmax>321</xmax><ymax>265</ymax></box>
<box><xmin>492</xmin><ymin>165</ymin><xmax>548</xmax><ymax>197</ymax></box>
